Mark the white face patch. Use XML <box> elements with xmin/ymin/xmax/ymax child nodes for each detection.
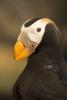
<box><xmin>20</xmin><ymin>20</ymin><xmax>47</xmax><ymax>44</ymax></box>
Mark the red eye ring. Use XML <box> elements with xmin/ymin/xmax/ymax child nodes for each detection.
<box><xmin>37</xmin><ymin>28</ymin><xmax>41</xmax><ymax>32</ymax></box>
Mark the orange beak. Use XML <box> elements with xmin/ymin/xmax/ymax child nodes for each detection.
<box><xmin>14</xmin><ymin>41</ymin><xmax>32</xmax><ymax>60</ymax></box>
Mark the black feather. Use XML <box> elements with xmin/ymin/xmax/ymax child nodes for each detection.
<box><xmin>24</xmin><ymin>18</ymin><xmax>41</xmax><ymax>27</ymax></box>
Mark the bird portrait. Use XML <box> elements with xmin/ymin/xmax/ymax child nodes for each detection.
<box><xmin>13</xmin><ymin>18</ymin><xmax>67</xmax><ymax>100</ymax></box>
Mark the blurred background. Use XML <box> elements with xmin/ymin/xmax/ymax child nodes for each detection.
<box><xmin>0</xmin><ymin>0</ymin><xmax>67</xmax><ymax>99</ymax></box>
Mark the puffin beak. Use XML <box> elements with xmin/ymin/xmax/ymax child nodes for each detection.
<box><xmin>14</xmin><ymin>41</ymin><xmax>32</xmax><ymax>60</ymax></box>
<box><xmin>13</xmin><ymin>32</ymin><xmax>37</xmax><ymax>60</ymax></box>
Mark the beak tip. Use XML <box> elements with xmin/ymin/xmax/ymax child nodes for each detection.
<box><xmin>13</xmin><ymin>51</ymin><xmax>17</xmax><ymax>60</ymax></box>
<box><xmin>13</xmin><ymin>54</ymin><xmax>19</xmax><ymax>60</ymax></box>
<box><xmin>13</xmin><ymin>47</ymin><xmax>18</xmax><ymax>60</ymax></box>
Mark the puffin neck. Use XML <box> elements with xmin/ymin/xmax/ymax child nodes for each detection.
<box><xmin>29</xmin><ymin>45</ymin><xmax>65</xmax><ymax>65</ymax></box>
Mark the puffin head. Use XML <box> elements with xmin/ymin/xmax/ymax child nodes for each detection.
<box><xmin>13</xmin><ymin>18</ymin><xmax>61</xmax><ymax>60</ymax></box>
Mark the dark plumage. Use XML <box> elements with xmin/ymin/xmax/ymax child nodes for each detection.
<box><xmin>13</xmin><ymin>19</ymin><xmax>67</xmax><ymax>100</ymax></box>
<box><xmin>24</xmin><ymin>17</ymin><xmax>41</xmax><ymax>27</ymax></box>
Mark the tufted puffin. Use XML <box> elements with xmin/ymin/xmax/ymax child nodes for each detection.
<box><xmin>13</xmin><ymin>18</ymin><xmax>67</xmax><ymax>100</ymax></box>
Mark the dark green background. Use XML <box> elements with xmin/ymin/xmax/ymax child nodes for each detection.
<box><xmin>0</xmin><ymin>0</ymin><xmax>67</xmax><ymax>99</ymax></box>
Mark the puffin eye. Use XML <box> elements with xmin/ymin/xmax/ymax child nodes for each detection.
<box><xmin>37</xmin><ymin>28</ymin><xmax>41</xmax><ymax>32</ymax></box>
